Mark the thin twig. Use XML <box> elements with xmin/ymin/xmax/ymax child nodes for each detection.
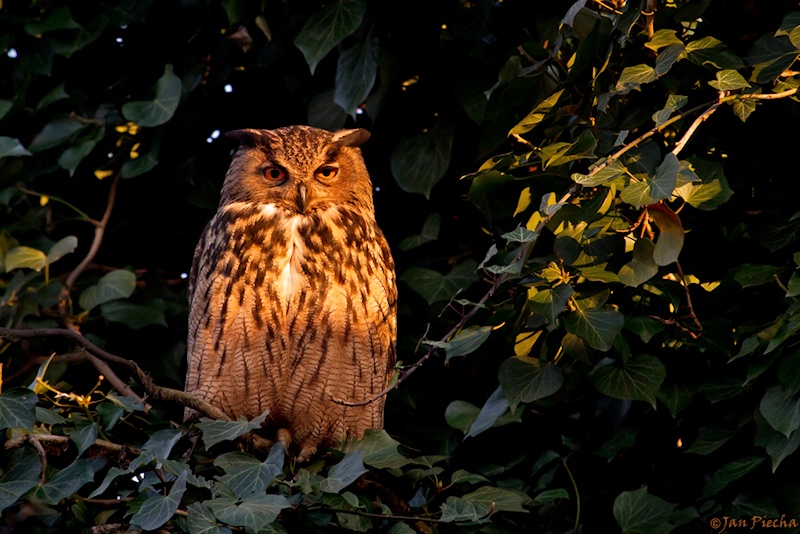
<box><xmin>26</xmin><ymin>435</ymin><xmax>48</xmax><ymax>485</ymax></box>
<box><xmin>315</xmin><ymin>506</ymin><xmax>447</xmax><ymax>524</ymax></box>
<box><xmin>59</xmin><ymin>175</ymin><xmax>120</xmax><ymax>320</ymax></box>
<box><xmin>675</xmin><ymin>261</ymin><xmax>703</xmax><ymax>333</ymax></box>
<box><xmin>672</xmin><ymin>101</ymin><xmax>720</xmax><ymax>157</ymax></box>
<box><xmin>0</xmin><ymin>327</ymin><xmax>228</xmax><ymax>420</ymax></box>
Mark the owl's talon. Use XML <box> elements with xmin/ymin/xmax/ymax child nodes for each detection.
<box><xmin>276</xmin><ymin>428</ymin><xmax>292</xmax><ymax>448</ymax></box>
<box><xmin>296</xmin><ymin>444</ymin><xmax>317</xmax><ymax>463</ymax></box>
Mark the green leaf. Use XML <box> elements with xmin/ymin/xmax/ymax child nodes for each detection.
<box><xmin>702</xmin><ymin>457</ymin><xmax>764</xmax><ymax>498</ymax></box>
<box><xmin>391</xmin><ymin>126</ymin><xmax>453</xmax><ymax>199</ymax></box>
<box><xmin>4</xmin><ymin>246</ymin><xmax>47</xmax><ymax>272</ymax></box>
<box><xmin>760</xmin><ymin>385</ymin><xmax>800</xmax><ymax>438</ymax></box>
<box><xmin>122</xmin><ymin>64</ymin><xmax>182</xmax><ymax>127</ymax></box>
<box><xmin>466</xmin><ymin>386</ymin><xmax>509</xmax><ymax>438</ymax></box>
<box><xmin>616</xmin><ymin>64</ymin><xmax>657</xmax><ymax>91</ymax></box>
<box><xmin>130</xmin><ymin>470</ymin><xmax>188</xmax><ymax>530</ymax></box>
<box><xmin>0</xmin><ymin>100</ymin><xmax>11</xmax><ymax>120</ymax></box>
<box><xmin>509</xmin><ymin>90</ymin><xmax>564</xmax><ymax>136</ymax></box>
<box><xmin>197</xmin><ymin>409</ymin><xmax>269</xmax><ymax>449</ymax></box>
<box><xmin>754</xmin><ymin>416</ymin><xmax>800</xmax><ymax>473</ymax></box>
<box><xmin>142</xmin><ymin>428</ymin><xmax>184</xmax><ymax>461</ymax></box>
<box><xmin>646</xmin><ymin>29</ymin><xmax>682</xmax><ymax>51</ymax></box>
<box><xmin>121</xmin><ymin>140</ymin><xmax>160</xmax><ymax>178</ymax></box>
<box><xmin>592</xmin><ymin>354</ymin><xmax>666</xmax><ymax>408</ymax></box>
<box><xmin>58</xmin><ymin>128</ymin><xmax>105</xmax><ymax>177</ymax></box>
<box><xmin>533</xmin><ymin>488</ymin><xmax>570</xmax><ymax>505</ymax></box>
<box><xmin>399</xmin><ymin>214</ymin><xmax>441</xmax><ymax>251</ymax></box>
<box><xmin>68</xmin><ymin>423</ymin><xmax>98</xmax><ymax>456</ymax></box>
<box><xmin>501</xmin><ymin>226</ymin><xmax>538</xmax><ymax>243</ymax></box>
<box><xmin>187</xmin><ymin>502</ymin><xmax>233</xmax><ymax>534</ymax></box>
<box><xmin>0</xmin><ymin>479</ymin><xmax>38</xmax><ymax>512</ymax></box>
<box><xmin>294</xmin><ymin>0</ymin><xmax>366</xmax><ymax>74</ymax></box>
<box><xmin>0</xmin><ymin>448</ymin><xmax>41</xmax><ymax>511</ymax></box>
<box><xmin>450</xmin><ymin>470</ymin><xmax>489</xmax><ymax>485</ymax></box>
<box><xmin>565</xmin><ymin>305</ymin><xmax>624</xmax><ymax>351</ymax></box>
<box><xmin>36</xmin><ymin>83</ymin><xmax>70</xmax><ymax>111</ymax></box>
<box><xmin>215</xmin><ymin>445</ymin><xmax>284</xmax><ymax>499</ymax></box>
<box><xmin>100</xmin><ymin>301</ymin><xmax>168</xmax><ymax>329</ymax></box>
<box><xmin>46</xmin><ymin>16</ymin><xmax>108</xmax><ymax>58</ymax></box>
<box><xmin>745</xmin><ymin>34</ymin><xmax>799</xmax><ymax>83</ymax></box>
<box><xmin>442</xmin><ymin>325</ymin><xmax>492</xmax><ymax>360</ymax></box>
<box><xmin>347</xmin><ymin>429</ymin><xmax>410</xmax><ymax>469</ymax></box>
<box><xmin>46</xmin><ymin>235</ymin><xmax>78</xmax><ymax>265</ymax></box>
<box><xmin>499</xmin><ymin>358</ymin><xmax>564</xmax><ymax>411</ymax></box>
<box><xmin>529</xmin><ymin>284</ymin><xmax>574</xmax><ymax>323</ymax></box>
<box><xmin>401</xmin><ymin>260</ymin><xmax>477</xmax><ymax>305</ymax></box>
<box><xmin>439</xmin><ymin>496</ymin><xmax>480</xmax><ymax>523</ymax></box>
<box><xmin>334</xmin><ymin>38</ymin><xmax>379</xmax><ymax>118</ymax></box>
<box><xmin>24</xmin><ymin>7</ymin><xmax>81</xmax><ymax>35</ymax></box>
<box><xmin>444</xmin><ymin>400</ymin><xmax>479</xmax><ymax>433</ymax></box>
<box><xmin>709</xmin><ymin>69</ymin><xmax>750</xmax><ymax>91</ymax></box>
<box><xmin>651</xmin><ymin>153</ymin><xmax>680</xmax><ymax>200</ymax></box>
<box><xmin>731</xmin><ymin>98</ymin><xmax>758</xmax><ymax>122</ymax></box>
<box><xmin>36</xmin><ymin>459</ymin><xmax>94</xmax><ymax>505</ymax></box>
<box><xmin>319</xmin><ymin>451</ymin><xmax>368</xmax><ymax>493</ymax></box>
<box><xmin>540</xmin><ymin>130</ymin><xmax>597</xmax><ymax>169</ymax></box>
<box><xmin>652</xmin><ymin>94</ymin><xmax>688</xmax><ymax>127</ymax></box>
<box><xmin>572</xmin><ymin>159</ymin><xmax>627</xmax><ymax>187</ymax></box>
<box><xmin>654</xmin><ymin>43</ymin><xmax>685</xmax><ymax>76</ymax></box>
<box><xmin>618</xmin><ymin>239</ymin><xmax>659</xmax><ymax>287</ymax></box>
<box><xmin>685</xmin><ymin>426</ymin><xmax>737</xmax><ymax>455</ymax></box>
<box><xmin>36</xmin><ymin>406</ymin><xmax>67</xmax><ymax>425</ymax></box>
<box><xmin>29</xmin><ymin>116</ymin><xmax>86</xmax><ymax>152</ymax></box>
<box><xmin>619</xmin><ymin>181</ymin><xmax>655</xmax><ymax>209</ymax></box>
<box><xmin>649</xmin><ymin>205</ymin><xmax>684</xmax><ymax>266</ymax></box>
<box><xmin>613</xmin><ymin>488</ymin><xmax>676</xmax><ymax>534</ymax></box>
<box><xmin>0</xmin><ymin>388</ymin><xmax>38</xmax><ymax>430</ymax></box>
<box><xmin>624</xmin><ymin>316</ymin><xmax>665</xmax><ymax>343</ymax></box>
<box><xmin>0</xmin><ymin>137</ymin><xmax>32</xmax><ymax>159</ymax></box>
<box><xmin>731</xmin><ymin>264</ymin><xmax>783</xmax><ymax>288</ymax></box>
<box><xmin>207</xmin><ymin>494</ymin><xmax>290</xmax><ymax>531</ymax></box>
<box><xmin>79</xmin><ymin>269</ymin><xmax>137</xmax><ymax>311</ymax></box>
<box><xmin>462</xmin><ymin>485</ymin><xmax>529</xmax><ymax>516</ymax></box>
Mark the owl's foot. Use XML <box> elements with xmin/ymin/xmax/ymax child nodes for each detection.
<box><xmin>276</xmin><ymin>428</ymin><xmax>292</xmax><ymax>448</ymax></box>
<box><xmin>296</xmin><ymin>444</ymin><xmax>317</xmax><ymax>463</ymax></box>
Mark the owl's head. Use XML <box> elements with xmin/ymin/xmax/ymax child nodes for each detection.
<box><xmin>218</xmin><ymin>125</ymin><xmax>374</xmax><ymax>214</ymax></box>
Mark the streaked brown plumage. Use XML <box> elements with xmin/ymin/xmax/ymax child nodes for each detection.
<box><xmin>186</xmin><ymin>126</ymin><xmax>396</xmax><ymax>460</ymax></box>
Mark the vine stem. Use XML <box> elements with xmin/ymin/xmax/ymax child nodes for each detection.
<box><xmin>5</xmin><ymin>433</ymin><xmax>142</xmax><ymax>457</ymax></box>
<box><xmin>562</xmin><ymin>457</ymin><xmax>581</xmax><ymax>532</ymax></box>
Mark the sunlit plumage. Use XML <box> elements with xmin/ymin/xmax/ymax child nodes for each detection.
<box><xmin>186</xmin><ymin>126</ymin><xmax>396</xmax><ymax>460</ymax></box>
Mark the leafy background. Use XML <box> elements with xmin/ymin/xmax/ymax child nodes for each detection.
<box><xmin>2</xmin><ymin>0</ymin><xmax>800</xmax><ymax>532</ymax></box>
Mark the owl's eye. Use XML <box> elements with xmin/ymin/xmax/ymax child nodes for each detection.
<box><xmin>263</xmin><ymin>166</ymin><xmax>286</xmax><ymax>183</ymax></box>
<box><xmin>316</xmin><ymin>165</ymin><xmax>339</xmax><ymax>180</ymax></box>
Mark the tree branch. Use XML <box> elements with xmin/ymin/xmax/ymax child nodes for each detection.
<box><xmin>0</xmin><ymin>327</ymin><xmax>228</xmax><ymax>420</ymax></box>
<box><xmin>5</xmin><ymin>433</ymin><xmax>142</xmax><ymax>457</ymax></box>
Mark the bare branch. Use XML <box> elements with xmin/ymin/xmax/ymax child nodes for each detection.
<box><xmin>672</xmin><ymin>102</ymin><xmax>720</xmax><ymax>157</ymax></box>
<box><xmin>5</xmin><ymin>433</ymin><xmax>142</xmax><ymax>457</ymax></box>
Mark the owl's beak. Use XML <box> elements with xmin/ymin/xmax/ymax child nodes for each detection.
<box><xmin>297</xmin><ymin>183</ymin><xmax>308</xmax><ymax>213</ymax></box>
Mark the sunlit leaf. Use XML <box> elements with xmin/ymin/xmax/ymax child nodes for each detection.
<box><xmin>649</xmin><ymin>204</ymin><xmax>684</xmax><ymax>266</ymax></box>
<box><xmin>529</xmin><ymin>284</ymin><xmax>574</xmax><ymax>323</ymax></box>
<box><xmin>709</xmin><ymin>69</ymin><xmax>750</xmax><ymax>91</ymax></box>
<box><xmin>618</xmin><ymin>238</ymin><xmax>659</xmax><ymax>287</ymax></box>
<box><xmin>3</xmin><ymin>246</ymin><xmax>47</xmax><ymax>272</ymax></box>
<box><xmin>565</xmin><ymin>305</ymin><xmax>624</xmax><ymax>351</ymax></box>
<box><xmin>509</xmin><ymin>90</ymin><xmax>564</xmax><ymax>136</ymax></box>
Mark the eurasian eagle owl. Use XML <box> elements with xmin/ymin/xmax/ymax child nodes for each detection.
<box><xmin>186</xmin><ymin>125</ymin><xmax>396</xmax><ymax>460</ymax></box>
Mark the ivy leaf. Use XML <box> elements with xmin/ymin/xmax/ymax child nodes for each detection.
<box><xmin>501</xmin><ymin>226</ymin><xmax>538</xmax><ymax>243</ymax></box>
<box><xmin>709</xmin><ymin>69</ymin><xmax>750</xmax><ymax>91</ymax></box>
<box><xmin>685</xmin><ymin>426</ymin><xmax>737</xmax><ymax>456</ymax></box>
<box><xmin>0</xmin><ymin>137</ymin><xmax>32</xmax><ymax>159</ymax></box>
<box><xmin>391</xmin><ymin>126</ymin><xmax>453</xmax><ymax>199</ymax></box>
<box><xmin>0</xmin><ymin>480</ymin><xmax>38</xmax><ymax>512</ymax></box>
<box><xmin>122</xmin><ymin>64</ymin><xmax>182</xmax><ymax>127</ymax></box>
<box><xmin>3</xmin><ymin>246</ymin><xmax>47</xmax><ymax>272</ymax></box>
<box><xmin>24</xmin><ymin>6</ymin><xmax>81</xmax><ymax>34</ymax></box>
<box><xmin>450</xmin><ymin>470</ymin><xmax>489</xmax><ymax>485</ymax></box>
<box><xmin>646</xmin><ymin>29</ymin><xmax>682</xmax><ymax>51</ymax></box>
<box><xmin>187</xmin><ymin>502</ymin><xmax>233</xmax><ymax>534</ymax></box>
<box><xmin>466</xmin><ymin>386</ymin><xmax>509</xmax><ymax>439</ymax></box>
<box><xmin>618</xmin><ymin>239</ymin><xmax>659</xmax><ymax>287</ymax></box>
<box><xmin>649</xmin><ymin>204</ymin><xmax>684</xmax><ymax>266</ymax></box>
<box><xmin>462</xmin><ymin>485</ymin><xmax>529</xmax><ymax>516</ymax></box>
<box><xmin>36</xmin><ymin>459</ymin><xmax>95</xmax><ymax>505</ymax></box>
<box><xmin>46</xmin><ymin>235</ymin><xmax>78</xmax><ymax>265</ymax></box>
<box><xmin>509</xmin><ymin>90</ymin><xmax>564</xmax><ymax>136</ymax></box>
<box><xmin>58</xmin><ymin>127</ymin><xmax>104</xmax><ymax>176</ymax></box>
<box><xmin>100</xmin><ymin>300</ymin><xmax>168</xmax><ymax>329</ymax></box>
<box><xmin>207</xmin><ymin>494</ymin><xmax>290</xmax><ymax>531</ymax></box>
<box><xmin>142</xmin><ymin>428</ymin><xmax>184</xmax><ymax>462</ymax></box>
<box><xmin>731</xmin><ymin>264</ymin><xmax>783</xmax><ymax>288</ymax></box>
<box><xmin>401</xmin><ymin>260</ymin><xmax>477</xmax><ymax>305</ymax></box>
<box><xmin>654</xmin><ymin>43</ymin><xmax>685</xmax><ymax>76</ymax></box>
<box><xmin>651</xmin><ymin>153</ymin><xmax>680</xmax><ymax>201</ymax></box>
<box><xmin>346</xmin><ymin>429</ymin><xmax>410</xmax><ymax>469</ymax></box>
<box><xmin>334</xmin><ymin>38</ymin><xmax>379</xmax><ymax>118</ymax></box>
<box><xmin>399</xmin><ymin>214</ymin><xmax>441</xmax><ymax>251</ymax></box>
<box><xmin>613</xmin><ymin>488</ymin><xmax>676</xmax><ymax>534</ymax></box>
<box><xmin>615</xmin><ymin>64</ymin><xmax>657</xmax><ymax>91</ymax></box>
<box><xmin>36</xmin><ymin>83</ymin><xmax>70</xmax><ymax>111</ymax></box>
<box><xmin>444</xmin><ymin>400</ymin><xmax>479</xmax><ymax>433</ymax></box>
<box><xmin>130</xmin><ymin>469</ymin><xmax>188</xmax><ymax>530</ymax></box>
<box><xmin>572</xmin><ymin>159</ymin><xmax>628</xmax><ymax>187</ymax></box>
<box><xmin>294</xmin><ymin>0</ymin><xmax>366</xmax><ymax>74</ymax></box>
<box><xmin>79</xmin><ymin>269</ymin><xmax>137</xmax><ymax>311</ymax></box>
<box><xmin>0</xmin><ymin>388</ymin><xmax>38</xmax><ymax>430</ymax></box>
<box><xmin>565</xmin><ymin>305</ymin><xmax>624</xmax><ymax>351</ymax></box>
<box><xmin>68</xmin><ymin>423</ymin><xmax>98</xmax><ymax>456</ymax></box>
<box><xmin>499</xmin><ymin>358</ymin><xmax>564</xmax><ymax>411</ymax></box>
<box><xmin>592</xmin><ymin>354</ymin><xmax>667</xmax><ymax>408</ymax></box>
<box><xmin>46</xmin><ymin>16</ymin><xmax>108</xmax><ymax>58</ymax></box>
<box><xmin>28</xmin><ymin>116</ymin><xmax>86</xmax><ymax>152</ymax></box>
<box><xmin>197</xmin><ymin>409</ymin><xmax>269</xmax><ymax>449</ymax></box>
<box><xmin>319</xmin><ymin>451</ymin><xmax>368</xmax><ymax>493</ymax></box>
<box><xmin>443</xmin><ymin>325</ymin><xmax>492</xmax><ymax>360</ymax></box>
<box><xmin>652</xmin><ymin>94</ymin><xmax>688</xmax><ymax>127</ymax></box>
<box><xmin>529</xmin><ymin>284</ymin><xmax>574</xmax><ymax>324</ymax></box>
<box><xmin>745</xmin><ymin>34</ymin><xmax>799</xmax><ymax>83</ymax></box>
<box><xmin>760</xmin><ymin>385</ymin><xmax>800</xmax><ymax>438</ymax></box>
<box><xmin>702</xmin><ymin>457</ymin><xmax>764</xmax><ymax>498</ymax></box>
<box><xmin>539</xmin><ymin>130</ymin><xmax>597</xmax><ymax>169</ymax></box>
<box><xmin>215</xmin><ymin>445</ymin><xmax>284</xmax><ymax>499</ymax></box>
<box><xmin>439</xmin><ymin>496</ymin><xmax>480</xmax><ymax>523</ymax></box>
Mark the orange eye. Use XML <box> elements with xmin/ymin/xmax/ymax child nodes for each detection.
<box><xmin>264</xmin><ymin>166</ymin><xmax>286</xmax><ymax>182</ymax></box>
<box><xmin>316</xmin><ymin>166</ymin><xmax>339</xmax><ymax>180</ymax></box>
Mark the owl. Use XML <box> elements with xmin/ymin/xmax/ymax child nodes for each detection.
<box><xmin>185</xmin><ymin>125</ymin><xmax>397</xmax><ymax>460</ymax></box>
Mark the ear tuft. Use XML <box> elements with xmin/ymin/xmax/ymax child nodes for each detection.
<box><xmin>224</xmin><ymin>129</ymin><xmax>278</xmax><ymax>147</ymax></box>
<box><xmin>331</xmin><ymin>128</ymin><xmax>370</xmax><ymax>147</ymax></box>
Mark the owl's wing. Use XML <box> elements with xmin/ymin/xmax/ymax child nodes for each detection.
<box><xmin>188</xmin><ymin>220</ymin><xmax>213</xmax><ymax>303</ymax></box>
